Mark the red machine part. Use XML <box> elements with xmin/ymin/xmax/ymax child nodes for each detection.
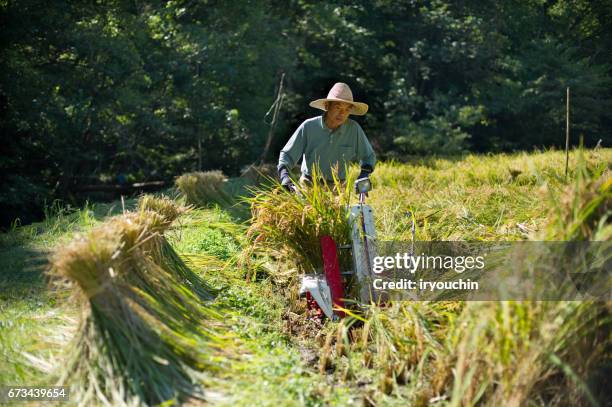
<box><xmin>320</xmin><ymin>235</ymin><xmax>345</xmax><ymax>318</ymax></box>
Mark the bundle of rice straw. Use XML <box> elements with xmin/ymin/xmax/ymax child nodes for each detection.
<box><xmin>137</xmin><ymin>195</ymin><xmax>215</xmax><ymax>300</ymax></box>
<box><xmin>51</xmin><ymin>197</ymin><xmax>223</xmax><ymax>406</ymax></box>
<box><xmin>175</xmin><ymin>171</ymin><xmax>233</xmax><ymax>207</ymax></box>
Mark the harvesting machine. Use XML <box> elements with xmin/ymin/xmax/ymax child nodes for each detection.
<box><xmin>298</xmin><ymin>177</ymin><xmax>379</xmax><ymax>320</ymax></box>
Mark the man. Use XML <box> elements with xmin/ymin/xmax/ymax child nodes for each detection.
<box><xmin>277</xmin><ymin>82</ymin><xmax>376</xmax><ymax>191</ymax></box>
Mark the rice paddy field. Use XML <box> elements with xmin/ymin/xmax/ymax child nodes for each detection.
<box><xmin>0</xmin><ymin>149</ymin><xmax>610</xmax><ymax>406</ymax></box>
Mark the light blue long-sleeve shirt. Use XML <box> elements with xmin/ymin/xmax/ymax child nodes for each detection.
<box><xmin>277</xmin><ymin>116</ymin><xmax>376</xmax><ymax>181</ymax></box>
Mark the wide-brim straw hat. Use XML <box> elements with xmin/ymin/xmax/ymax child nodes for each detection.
<box><xmin>309</xmin><ymin>82</ymin><xmax>369</xmax><ymax>116</ymax></box>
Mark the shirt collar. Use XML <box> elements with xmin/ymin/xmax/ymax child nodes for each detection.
<box><xmin>320</xmin><ymin>114</ymin><xmax>346</xmax><ymax>134</ymax></box>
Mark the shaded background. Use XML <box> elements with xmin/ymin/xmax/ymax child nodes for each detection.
<box><xmin>1</xmin><ymin>0</ymin><xmax>611</xmax><ymax>226</ymax></box>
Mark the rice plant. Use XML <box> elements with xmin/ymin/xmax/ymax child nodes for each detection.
<box><xmin>243</xmin><ymin>166</ymin><xmax>354</xmax><ymax>279</ymax></box>
<box><xmin>369</xmin><ymin>149</ymin><xmax>610</xmax><ymax>241</ymax></box>
<box><xmin>542</xmin><ymin>154</ymin><xmax>611</xmax><ymax>241</ymax></box>
<box><xmin>439</xmin><ymin>300</ymin><xmax>610</xmax><ymax>406</ymax></box>
<box><xmin>315</xmin><ymin>150</ymin><xmax>611</xmax><ymax>406</ymax></box>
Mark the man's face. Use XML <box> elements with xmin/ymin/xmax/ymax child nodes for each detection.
<box><xmin>326</xmin><ymin>101</ymin><xmax>352</xmax><ymax>129</ymax></box>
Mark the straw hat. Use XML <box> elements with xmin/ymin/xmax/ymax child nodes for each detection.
<box><xmin>309</xmin><ymin>82</ymin><xmax>369</xmax><ymax>116</ymax></box>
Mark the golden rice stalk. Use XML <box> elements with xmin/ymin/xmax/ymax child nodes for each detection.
<box><xmin>438</xmin><ymin>157</ymin><xmax>611</xmax><ymax>406</ymax></box>
<box><xmin>243</xmin><ymin>167</ymin><xmax>353</xmax><ymax>276</ymax></box>
<box><xmin>324</xmin><ymin>153</ymin><xmax>610</xmax><ymax>405</ymax></box>
<box><xmin>135</xmin><ymin>198</ymin><xmax>214</xmax><ymax>300</ymax></box>
<box><xmin>543</xmin><ymin>166</ymin><xmax>611</xmax><ymax>241</ymax></box>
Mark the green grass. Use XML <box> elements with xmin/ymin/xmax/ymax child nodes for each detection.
<box><xmin>0</xmin><ymin>193</ymin><xmax>345</xmax><ymax>403</ymax></box>
<box><xmin>0</xmin><ymin>149</ymin><xmax>610</xmax><ymax>405</ymax></box>
<box><xmin>0</xmin><ymin>200</ymin><xmax>131</xmax><ymax>386</ymax></box>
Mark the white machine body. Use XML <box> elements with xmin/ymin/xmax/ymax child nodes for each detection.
<box><xmin>299</xmin><ymin>177</ymin><xmax>379</xmax><ymax>315</ymax></box>
<box><xmin>349</xmin><ymin>203</ymin><xmax>378</xmax><ymax>303</ymax></box>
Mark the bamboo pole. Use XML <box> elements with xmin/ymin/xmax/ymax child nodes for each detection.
<box><xmin>259</xmin><ymin>72</ymin><xmax>285</xmax><ymax>165</ymax></box>
<box><xmin>565</xmin><ymin>87</ymin><xmax>570</xmax><ymax>179</ymax></box>
<box><xmin>198</xmin><ymin>136</ymin><xmax>202</xmax><ymax>171</ymax></box>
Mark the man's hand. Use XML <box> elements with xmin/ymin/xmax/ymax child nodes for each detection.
<box><xmin>278</xmin><ymin>166</ymin><xmax>295</xmax><ymax>192</ymax></box>
<box><xmin>357</xmin><ymin>164</ymin><xmax>373</xmax><ymax>180</ymax></box>
<box><xmin>355</xmin><ymin>164</ymin><xmax>373</xmax><ymax>194</ymax></box>
<box><xmin>281</xmin><ymin>177</ymin><xmax>295</xmax><ymax>192</ymax></box>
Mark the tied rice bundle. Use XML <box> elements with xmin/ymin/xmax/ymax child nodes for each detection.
<box><xmin>137</xmin><ymin>194</ymin><xmax>184</xmax><ymax>224</ymax></box>
<box><xmin>136</xmin><ymin>196</ymin><xmax>217</xmax><ymax>301</ymax></box>
<box><xmin>175</xmin><ymin>171</ymin><xmax>233</xmax><ymax>207</ymax></box>
<box><xmin>51</xmin><ymin>198</ymin><xmax>224</xmax><ymax>406</ymax></box>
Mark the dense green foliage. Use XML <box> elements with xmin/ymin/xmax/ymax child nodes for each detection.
<box><xmin>2</xmin><ymin>0</ymin><xmax>611</xmax><ymax>225</ymax></box>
